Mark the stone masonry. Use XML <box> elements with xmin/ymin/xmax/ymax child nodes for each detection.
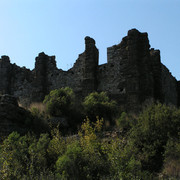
<box><xmin>0</xmin><ymin>29</ymin><xmax>179</xmax><ymax>111</ymax></box>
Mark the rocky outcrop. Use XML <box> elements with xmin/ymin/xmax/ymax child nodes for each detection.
<box><xmin>0</xmin><ymin>95</ymin><xmax>33</xmax><ymax>137</ymax></box>
<box><xmin>0</xmin><ymin>94</ymin><xmax>18</xmax><ymax>106</ymax></box>
<box><xmin>0</xmin><ymin>29</ymin><xmax>179</xmax><ymax>111</ymax></box>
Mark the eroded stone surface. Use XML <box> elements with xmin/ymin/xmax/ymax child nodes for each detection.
<box><xmin>0</xmin><ymin>94</ymin><xmax>18</xmax><ymax>106</ymax></box>
<box><xmin>0</xmin><ymin>95</ymin><xmax>33</xmax><ymax>137</ymax></box>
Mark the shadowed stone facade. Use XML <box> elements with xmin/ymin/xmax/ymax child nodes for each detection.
<box><xmin>0</xmin><ymin>95</ymin><xmax>32</xmax><ymax>137</ymax></box>
<box><xmin>0</xmin><ymin>29</ymin><xmax>179</xmax><ymax>111</ymax></box>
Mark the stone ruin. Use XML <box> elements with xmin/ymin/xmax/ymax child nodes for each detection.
<box><xmin>0</xmin><ymin>29</ymin><xmax>179</xmax><ymax>111</ymax></box>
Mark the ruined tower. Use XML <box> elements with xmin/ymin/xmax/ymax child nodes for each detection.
<box><xmin>0</xmin><ymin>29</ymin><xmax>179</xmax><ymax>111</ymax></box>
<box><xmin>82</xmin><ymin>36</ymin><xmax>99</xmax><ymax>94</ymax></box>
<box><xmin>0</xmin><ymin>56</ymin><xmax>11</xmax><ymax>94</ymax></box>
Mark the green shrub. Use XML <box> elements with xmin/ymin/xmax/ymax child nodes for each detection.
<box><xmin>116</xmin><ymin>112</ymin><xmax>137</xmax><ymax>131</ymax></box>
<box><xmin>56</xmin><ymin>118</ymin><xmax>111</xmax><ymax>180</ymax></box>
<box><xmin>28</xmin><ymin>133</ymin><xmax>50</xmax><ymax>175</ymax></box>
<box><xmin>128</xmin><ymin>103</ymin><xmax>180</xmax><ymax>173</ymax></box>
<box><xmin>162</xmin><ymin>135</ymin><xmax>180</xmax><ymax>179</ymax></box>
<box><xmin>1</xmin><ymin>103</ymin><xmax>179</xmax><ymax>179</ymax></box>
<box><xmin>56</xmin><ymin>142</ymin><xmax>83</xmax><ymax>179</ymax></box>
<box><xmin>83</xmin><ymin>92</ymin><xmax>117</xmax><ymax>122</ymax></box>
<box><xmin>103</xmin><ymin>135</ymin><xmax>150</xmax><ymax>180</ymax></box>
<box><xmin>47</xmin><ymin>126</ymin><xmax>66</xmax><ymax>168</ymax></box>
<box><xmin>78</xmin><ymin>118</ymin><xmax>111</xmax><ymax>179</ymax></box>
<box><xmin>0</xmin><ymin>132</ymin><xmax>50</xmax><ymax>179</ymax></box>
<box><xmin>0</xmin><ymin>132</ymin><xmax>34</xmax><ymax>179</ymax></box>
<box><xmin>43</xmin><ymin>87</ymin><xmax>75</xmax><ymax>117</ymax></box>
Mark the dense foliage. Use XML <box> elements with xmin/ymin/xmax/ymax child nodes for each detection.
<box><xmin>43</xmin><ymin>87</ymin><xmax>75</xmax><ymax>117</ymax></box>
<box><xmin>83</xmin><ymin>91</ymin><xmax>117</xmax><ymax>123</ymax></box>
<box><xmin>0</xmin><ymin>87</ymin><xmax>180</xmax><ymax>179</ymax></box>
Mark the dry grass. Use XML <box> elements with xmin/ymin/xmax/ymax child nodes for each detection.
<box><xmin>162</xmin><ymin>158</ymin><xmax>180</xmax><ymax>179</ymax></box>
<box><xmin>18</xmin><ymin>102</ymin><xmax>25</xmax><ymax>108</ymax></box>
<box><xmin>29</xmin><ymin>102</ymin><xmax>46</xmax><ymax>113</ymax></box>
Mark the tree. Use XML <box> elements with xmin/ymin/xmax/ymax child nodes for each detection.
<box><xmin>55</xmin><ymin>118</ymin><xmax>110</xmax><ymax>179</ymax></box>
<box><xmin>55</xmin><ymin>142</ymin><xmax>83</xmax><ymax>179</ymax></box>
<box><xmin>128</xmin><ymin>103</ymin><xmax>180</xmax><ymax>173</ymax></box>
<box><xmin>162</xmin><ymin>136</ymin><xmax>180</xmax><ymax>179</ymax></box>
<box><xmin>0</xmin><ymin>132</ymin><xmax>51</xmax><ymax>179</ymax></box>
<box><xmin>43</xmin><ymin>87</ymin><xmax>75</xmax><ymax>117</ymax></box>
<box><xmin>83</xmin><ymin>92</ymin><xmax>117</xmax><ymax>122</ymax></box>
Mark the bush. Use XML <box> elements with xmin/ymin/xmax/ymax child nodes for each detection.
<box><xmin>116</xmin><ymin>112</ymin><xmax>137</xmax><ymax>131</ymax></box>
<box><xmin>83</xmin><ymin>92</ymin><xmax>117</xmax><ymax>123</ymax></box>
<box><xmin>47</xmin><ymin>126</ymin><xmax>66</xmax><ymax>168</ymax></box>
<box><xmin>161</xmin><ymin>135</ymin><xmax>180</xmax><ymax>179</ymax></box>
<box><xmin>0</xmin><ymin>132</ymin><xmax>51</xmax><ymax>179</ymax></box>
<box><xmin>1</xmin><ymin>103</ymin><xmax>179</xmax><ymax>179</ymax></box>
<box><xmin>43</xmin><ymin>87</ymin><xmax>75</xmax><ymax>117</ymax></box>
<box><xmin>128</xmin><ymin>103</ymin><xmax>180</xmax><ymax>173</ymax></box>
<box><xmin>56</xmin><ymin>142</ymin><xmax>83</xmax><ymax>179</ymax></box>
<box><xmin>56</xmin><ymin>118</ymin><xmax>111</xmax><ymax>179</ymax></box>
<box><xmin>78</xmin><ymin>117</ymin><xmax>111</xmax><ymax>179</ymax></box>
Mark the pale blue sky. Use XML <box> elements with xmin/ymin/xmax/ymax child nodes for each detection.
<box><xmin>0</xmin><ymin>0</ymin><xmax>180</xmax><ymax>79</ymax></box>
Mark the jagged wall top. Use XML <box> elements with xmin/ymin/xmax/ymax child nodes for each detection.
<box><xmin>0</xmin><ymin>29</ymin><xmax>179</xmax><ymax>110</ymax></box>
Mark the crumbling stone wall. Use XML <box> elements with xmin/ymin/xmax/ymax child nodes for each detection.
<box><xmin>150</xmin><ymin>49</ymin><xmax>163</xmax><ymax>102</ymax></box>
<box><xmin>0</xmin><ymin>29</ymin><xmax>179</xmax><ymax>111</ymax></box>
<box><xmin>177</xmin><ymin>81</ymin><xmax>180</xmax><ymax>107</ymax></box>
<box><xmin>0</xmin><ymin>56</ymin><xmax>34</xmax><ymax>106</ymax></box>
<box><xmin>161</xmin><ymin>65</ymin><xmax>178</xmax><ymax>106</ymax></box>
<box><xmin>100</xmin><ymin>29</ymin><xmax>154</xmax><ymax>110</ymax></box>
<box><xmin>99</xmin><ymin>29</ymin><xmax>178</xmax><ymax>110</ymax></box>
<box><xmin>0</xmin><ymin>56</ymin><xmax>11</xmax><ymax>94</ymax></box>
